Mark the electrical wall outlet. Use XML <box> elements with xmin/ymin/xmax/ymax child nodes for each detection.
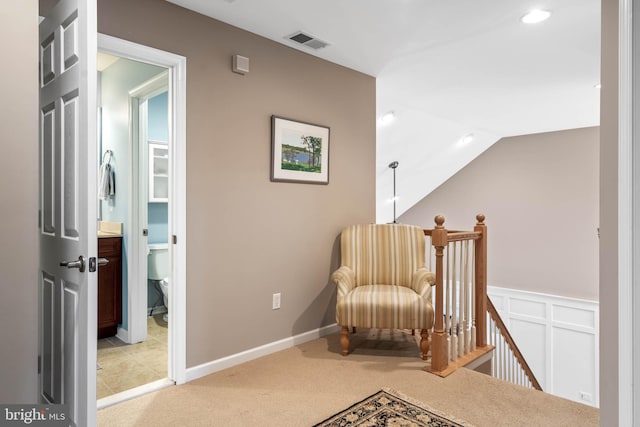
<box><xmin>272</xmin><ymin>293</ymin><xmax>281</xmax><ymax>310</ymax></box>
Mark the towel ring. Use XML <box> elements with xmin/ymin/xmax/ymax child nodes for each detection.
<box><xmin>102</xmin><ymin>150</ymin><xmax>113</xmax><ymax>165</ymax></box>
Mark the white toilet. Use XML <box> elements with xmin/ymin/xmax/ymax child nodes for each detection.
<box><xmin>148</xmin><ymin>243</ymin><xmax>169</xmax><ymax>320</ymax></box>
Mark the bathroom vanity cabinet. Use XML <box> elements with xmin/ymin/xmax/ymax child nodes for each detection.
<box><xmin>98</xmin><ymin>236</ymin><xmax>122</xmax><ymax>339</ymax></box>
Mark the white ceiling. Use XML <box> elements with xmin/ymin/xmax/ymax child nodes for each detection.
<box><xmin>168</xmin><ymin>0</ymin><xmax>601</xmax><ymax>222</ymax></box>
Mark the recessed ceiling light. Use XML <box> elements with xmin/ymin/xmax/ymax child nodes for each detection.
<box><xmin>379</xmin><ymin>111</ymin><xmax>396</xmax><ymax>124</ymax></box>
<box><xmin>460</xmin><ymin>133</ymin><xmax>475</xmax><ymax>145</ymax></box>
<box><xmin>521</xmin><ymin>10</ymin><xmax>551</xmax><ymax>24</ymax></box>
<box><xmin>594</xmin><ymin>83</ymin><xmax>602</xmax><ymax>89</ymax></box>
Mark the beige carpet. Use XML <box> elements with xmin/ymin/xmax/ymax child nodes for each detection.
<box><xmin>98</xmin><ymin>328</ymin><xmax>599</xmax><ymax>426</ymax></box>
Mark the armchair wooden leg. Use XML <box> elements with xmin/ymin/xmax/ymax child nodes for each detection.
<box><xmin>420</xmin><ymin>329</ymin><xmax>430</xmax><ymax>360</ymax></box>
<box><xmin>341</xmin><ymin>326</ymin><xmax>350</xmax><ymax>356</ymax></box>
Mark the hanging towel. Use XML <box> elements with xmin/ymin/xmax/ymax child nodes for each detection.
<box><xmin>98</xmin><ymin>163</ymin><xmax>115</xmax><ymax>200</ymax></box>
<box><xmin>98</xmin><ymin>151</ymin><xmax>115</xmax><ymax>200</ymax></box>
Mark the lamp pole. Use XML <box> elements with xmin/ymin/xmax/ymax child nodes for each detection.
<box><xmin>389</xmin><ymin>161</ymin><xmax>399</xmax><ymax>224</ymax></box>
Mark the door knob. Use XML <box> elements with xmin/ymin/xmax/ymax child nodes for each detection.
<box><xmin>60</xmin><ymin>256</ymin><xmax>85</xmax><ymax>272</ymax></box>
<box><xmin>87</xmin><ymin>257</ymin><xmax>107</xmax><ymax>273</ymax></box>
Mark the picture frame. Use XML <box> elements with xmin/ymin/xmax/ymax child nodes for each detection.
<box><xmin>271</xmin><ymin>115</ymin><xmax>330</xmax><ymax>184</ymax></box>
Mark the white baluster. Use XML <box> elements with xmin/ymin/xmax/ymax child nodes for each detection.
<box><xmin>500</xmin><ymin>331</ymin><xmax>507</xmax><ymax>380</ymax></box>
<box><xmin>508</xmin><ymin>344</ymin><xmax>512</xmax><ymax>382</ymax></box>
<box><xmin>456</xmin><ymin>241</ymin><xmax>464</xmax><ymax>358</ymax></box>
<box><xmin>427</xmin><ymin>236</ymin><xmax>433</xmax><ymax>271</ymax></box>
<box><xmin>450</xmin><ymin>242</ymin><xmax>458</xmax><ymax>361</ymax></box>
<box><xmin>471</xmin><ymin>241</ymin><xmax>477</xmax><ymax>352</ymax></box>
<box><xmin>496</xmin><ymin>329</ymin><xmax>501</xmax><ymax>380</ymax></box>
<box><xmin>490</xmin><ymin>316</ymin><xmax>496</xmax><ymax>376</ymax></box>
<box><xmin>494</xmin><ymin>326</ymin><xmax>499</xmax><ymax>379</ymax></box>
<box><xmin>459</xmin><ymin>242</ymin><xmax>464</xmax><ymax>355</ymax></box>
<box><xmin>509</xmin><ymin>344</ymin><xmax>513</xmax><ymax>383</ymax></box>
<box><xmin>444</xmin><ymin>243</ymin><xmax>456</xmax><ymax>361</ymax></box>
<box><xmin>510</xmin><ymin>355</ymin><xmax>514</xmax><ymax>384</ymax></box>
<box><xmin>451</xmin><ymin>327</ymin><xmax>458</xmax><ymax>362</ymax></box>
<box><xmin>463</xmin><ymin>240</ymin><xmax>470</xmax><ymax>355</ymax></box>
<box><xmin>493</xmin><ymin>320</ymin><xmax>498</xmax><ymax>379</ymax></box>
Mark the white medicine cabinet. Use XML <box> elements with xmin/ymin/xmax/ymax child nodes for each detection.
<box><xmin>149</xmin><ymin>141</ymin><xmax>168</xmax><ymax>202</ymax></box>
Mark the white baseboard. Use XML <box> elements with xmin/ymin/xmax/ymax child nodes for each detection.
<box><xmin>97</xmin><ymin>378</ymin><xmax>174</xmax><ymax>410</ymax></box>
<box><xmin>185</xmin><ymin>323</ymin><xmax>340</xmax><ymax>383</ymax></box>
<box><xmin>115</xmin><ymin>327</ymin><xmax>130</xmax><ymax>344</ymax></box>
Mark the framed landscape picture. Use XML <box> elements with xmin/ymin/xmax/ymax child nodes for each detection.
<box><xmin>271</xmin><ymin>116</ymin><xmax>330</xmax><ymax>184</ymax></box>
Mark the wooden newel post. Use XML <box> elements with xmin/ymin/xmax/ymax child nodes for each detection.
<box><xmin>431</xmin><ymin>215</ymin><xmax>448</xmax><ymax>373</ymax></box>
<box><xmin>474</xmin><ymin>214</ymin><xmax>487</xmax><ymax>348</ymax></box>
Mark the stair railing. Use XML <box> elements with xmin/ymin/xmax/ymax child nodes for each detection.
<box><xmin>423</xmin><ymin>214</ymin><xmax>542</xmax><ymax>388</ymax></box>
<box><xmin>486</xmin><ymin>297</ymin><xmax>543</xmax><ymax>390</ymax></box>
<box><xmin>424</xmin><ymin>214</ymin><xmax>492</xmax><ymax>377</ymax></box>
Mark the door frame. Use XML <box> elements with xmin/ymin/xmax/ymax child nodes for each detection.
<box><xmin>98</xmin><ymin>34</ymin><xmax>187</xmax><ymax>385</ymax></box>
<box><xmin>618</xmin><ymin>0</ymin><xmax>633</xmax><ymax>424</ymax></box>
<box><xmin>127</xmin><ymin>70</ymin><xmax>169</xmax><ymax>346</ymax></box>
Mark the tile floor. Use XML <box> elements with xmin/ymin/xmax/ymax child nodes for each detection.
<box><xmin>96</xmin><ymin>314</ymin><xmax>168</xmax><ymax>399</ymax></box>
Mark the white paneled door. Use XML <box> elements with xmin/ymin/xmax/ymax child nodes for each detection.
<box><xmin>39</xmin><ymin>0</ymin><xmax>97</xmax><ymax>425</ymax></box>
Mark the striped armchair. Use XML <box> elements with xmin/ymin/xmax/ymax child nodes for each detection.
<box><xmin>331</xmin><ymin>223</ymin><xmax>435</xmax><ymax>359</ymax></box>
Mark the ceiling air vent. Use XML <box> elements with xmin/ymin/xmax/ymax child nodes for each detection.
<box><xmin>287</xmin><ymin>31</ymin><xmax>330</xmax><ymax>50</ymax></box>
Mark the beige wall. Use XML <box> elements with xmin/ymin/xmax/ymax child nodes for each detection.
<box><xmin>0</xmin><ymin>0</ymin><xmax>38</xmax><ymax>402</ymax></box>
<box><xmin>401</xmin><ymin>127</ymin><xmax>599</xmax><ymax>301</ymax></box>
<box><xmin>97</xmin><ymin>0</ymin><xmax>376</xmax><ymax>367</ymax></box>
<box><xmin>599</xmin><ymin>0</ymin><xmax>618</xmax><ymax>423</ymax></box>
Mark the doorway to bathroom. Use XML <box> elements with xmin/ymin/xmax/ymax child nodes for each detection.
<box><xmin>96</xmin><ymin>34</ymin><xmax>187</xmax><ymax>405</ymax></box>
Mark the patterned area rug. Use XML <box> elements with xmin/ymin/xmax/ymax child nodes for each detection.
<box><xmin>313</xmin><ymin>388</ymin><xmax>474</xmax><ymax>427</ymax></box>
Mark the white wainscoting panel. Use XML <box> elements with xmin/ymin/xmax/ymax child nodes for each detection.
<box><xmin>488</xmin><ymin>286</ymin><xmax>599</xmax><ymax>407</ymax></box>
<box><xmin>510</xmin><ymin>318</ymin><xmax>547</xmax><ymax>386</ymax></box>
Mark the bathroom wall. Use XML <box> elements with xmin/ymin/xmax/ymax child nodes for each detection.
<box><xmin>98</xmin><ymin>0</ymin><xmax>376</xmax><ymax>367</ymax></box>
<box><xmin>100</xmin><ymin>58</ymin><xmax>166</xmax><ymax>329</ymax></box>
<box><xmin>100</xmin><ymin>58</ymin><xmax>165</xmax><ymax>223</ymax></box>
<box><xmin>148</xmin><ymin>91</ymin><xmax>168</xmax><ymax>141</ymax></box>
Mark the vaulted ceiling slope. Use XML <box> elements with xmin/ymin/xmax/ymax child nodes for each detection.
<box><xmin>168</xmin><ymin>0</ymin><xmax>601</xmax><ymax>222</ymax></box>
